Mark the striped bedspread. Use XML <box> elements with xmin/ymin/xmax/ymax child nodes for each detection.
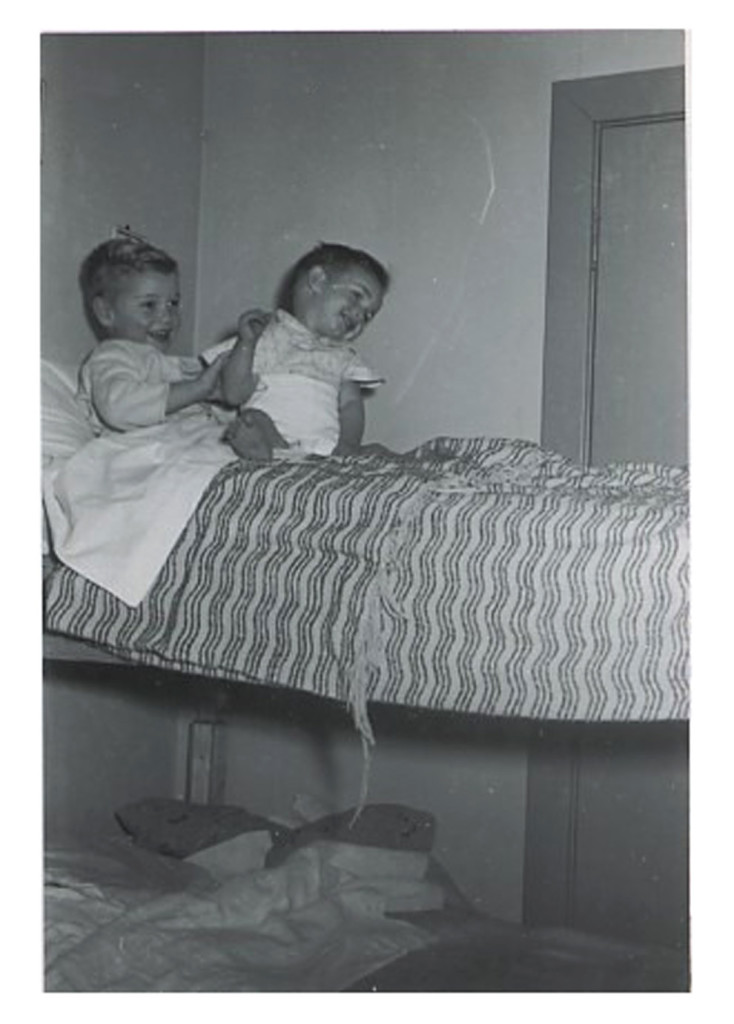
<box><xmin>44</xmin><ymin>437</ymin><xmax>689</xmax><ymax>723</ymax></box>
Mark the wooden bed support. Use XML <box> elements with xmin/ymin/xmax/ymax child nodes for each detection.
<box><xmin>185</xmin><ymin>719</ymin><xmax>226</xmax><ymax>805</ymax></box>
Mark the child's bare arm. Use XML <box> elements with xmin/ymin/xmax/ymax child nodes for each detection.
<box><xmin>334</xmin><ymin>380</ymin><xmax>365</xmax><ymax>455</ymax></box>
<box><xmin>165</xmin><ymin>354</ymin><xmax>227</xmax><ymax>414</ymax></box>
<box><xmin>220</xmin><ymin>309</ymin><xmax>271</xmax><ymax>407</ymax></box>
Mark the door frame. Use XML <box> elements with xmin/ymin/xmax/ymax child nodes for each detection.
<box><xmin>540</xmin><ymin>65</ymin><xmax>685</xmax><ymax>465</ymax></box>
<box><xmin>526</xmin><ymin>65</ymin><xmax>688</xmax><ymax>943</ymax></box>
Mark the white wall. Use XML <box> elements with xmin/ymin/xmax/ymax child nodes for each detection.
<box><xmin>41</xmin><ymin>33</ymin><xmax>205</xmax><ymax>366</ymax></box>
<box><xmin>195</xmin><ymin>30</ymin><xmax>684</xmax><ymax>451</ymax></box>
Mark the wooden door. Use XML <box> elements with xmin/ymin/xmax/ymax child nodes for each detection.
<box><xmin>541</xmin><ymin>66</ymin><xmax>687</xmax><ymax>468</ymax></box>
<box><xmin>590</xmin><ymin>115</ymin><xmax>687</xmax><ymax>465</ymax></box>
<box><xmin>527</xmin><ymin>67</ymin><xmax>689</xmax><ymax>956</ymax></box>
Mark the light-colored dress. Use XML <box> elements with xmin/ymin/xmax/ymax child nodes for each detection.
<box><xmin>244</xmin><ymin>310</ymin><xmax>383</xmax><ymax>456</ymax></box>
<box><xmin>78</xmin><ymin>338</ymin><xmax>215</xmax><ymax>434</ymax></box>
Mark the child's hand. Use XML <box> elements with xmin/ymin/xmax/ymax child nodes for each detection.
<box><xmin>165</xmin><ymin>352</ymin><xmax>229</xmax><ymax>414</ymax></box>
<box><xmin>237</xmin><ymin>309</ymin><xmax>271</xmax><ymax>344</ymax></box>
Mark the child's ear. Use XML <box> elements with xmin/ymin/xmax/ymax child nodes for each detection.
<box><xmin>306</xmin><ymin>265</ymin><xmax>328</xmax><ymax>292</ymax></box>
<box><xmin>92</xmin><ymin>295</ymin><xmax>115</xmax><ymax>328</ymax></box>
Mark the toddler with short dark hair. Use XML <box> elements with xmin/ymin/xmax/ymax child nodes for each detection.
<box><xmin>219</xmin><ymin>242</ymin><xmax>389</xmax><ymax>460</ymax></box>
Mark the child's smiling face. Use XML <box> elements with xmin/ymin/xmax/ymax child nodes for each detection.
<box><xmin>295</xmin><ymin>263</ymin><xmax>384</xmax><ymax>343</ymax></box>
<box><xmin>93</xmin><ymin>271</ymin><xmax>181</xmax><ymax>350</ymax></box>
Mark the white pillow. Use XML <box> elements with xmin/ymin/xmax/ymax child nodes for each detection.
<box><xmin>41</xmin><ymin>359</ymin><xmax>94</xmax><ymax>462</ymax></box>
<box><xmin>41</xmin><ymin>360</ymin><xmax>94</xmax><ymax>555</ymax></box>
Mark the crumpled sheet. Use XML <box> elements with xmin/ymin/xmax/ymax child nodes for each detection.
<box><xmin>45</xmin><ymin>842</ymin><xmax>436</xmax><ymax>992</ymax></box>
<box><xmin>42</xmin><ymin>415</ymin><xmax>237</xmax><ymax>607</ymax></box>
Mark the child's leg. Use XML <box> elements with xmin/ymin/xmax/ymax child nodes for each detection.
<box><xmin>224</xmin><ymin>408</ymin><xmax>288</xmax><ymax>462</ymax></box>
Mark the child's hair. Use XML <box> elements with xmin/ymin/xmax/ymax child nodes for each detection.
<box><xmin>276</xmin><ymin>242</ymin><xmax>390</xmax><ymax>313</ymax></box>
<box><xmin>79</xmin><ymin>234</ymin><xmax>179</xmax><ymax>338</ymax></box>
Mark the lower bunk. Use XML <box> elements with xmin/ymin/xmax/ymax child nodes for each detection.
<box><xmin>42</xmin><ymin>659</ymin><xmax>689</xmax><ymax>993</ymax></box>
<box><xmin>45</xmin><ymin>800</ymin><xmax>687</xmax><ymax>993</ymax></box>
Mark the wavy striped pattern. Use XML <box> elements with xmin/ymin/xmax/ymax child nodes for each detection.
<box><xmin>44</xmin><ymin>437</ymin><xmax>689</xmax><ymax>722</ymax></box>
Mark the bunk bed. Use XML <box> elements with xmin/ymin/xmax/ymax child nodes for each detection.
<box><xmin>41</xmin><ymin>358</ymin><xmax>690</xmax><ymax>991</ymax></box>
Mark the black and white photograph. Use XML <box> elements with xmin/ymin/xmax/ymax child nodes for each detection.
<box><xmin>30</xmin><ymin>16</ymin><xmax>705</xmax><ymax>1000</ymax></box>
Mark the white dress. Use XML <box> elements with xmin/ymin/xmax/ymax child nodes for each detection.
<box><xmin>234</xmin><ymin>310</ymin><xmax>383</xmax><ymax>456</ymax></box>
<box><xmin>78</xmin><ymin>338</ymin><xmax>212</xmax><ymax>434</ymax></box>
